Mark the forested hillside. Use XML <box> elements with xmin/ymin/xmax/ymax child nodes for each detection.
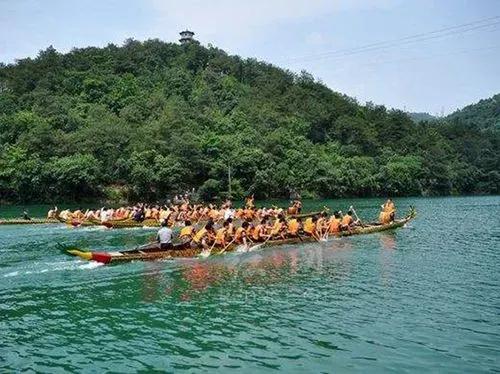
<box><xmin>408</xmin><ymin>112</ymin><xmax>437</xmax><ymax>123</ymax></box>
<box><xmin>446</xmin><ymin>94</ymin><xmax>500</xmax><ymax>130</ymax></box>
<box><xmin>0</xmin><ymin>39</ymin><xmax>498</xmax><ymax>202</ymax></box>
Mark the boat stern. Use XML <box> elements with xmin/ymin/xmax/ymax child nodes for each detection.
<box><xmin>64</xmin><ymin>247</ymin><xmax>112</xmax><ymax>264</ymax></box>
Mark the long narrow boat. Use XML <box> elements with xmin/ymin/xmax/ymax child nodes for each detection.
<box><xmin>57</xmin><ymin>216</ymin><xmax>159</xmax><ymax>228</ymax></box>
<box><xmin>62</xmin><ymin>210</ymin><xmax>325</xmax><ymax>229</ymax></box>
<box><xmin>286</xmin><ymin>210</ymin><xmax>324</xmax><ymax>219</ymax></box>
<box><xmin>62</xmin><ymin>208</ymin><xmax>416</xmax><ymax>264</ymax></box>
<box><xmin>0</xmin><ymin>218</ymin><xmax>61</xmax><ymax>226</ymax></box>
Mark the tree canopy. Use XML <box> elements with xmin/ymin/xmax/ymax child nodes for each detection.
<box><xmin>0</xmin><ymin>40</ymin><xmax>498</xmax><ymax>202</ymax></box>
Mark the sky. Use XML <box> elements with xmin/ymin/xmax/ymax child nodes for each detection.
<box><xmin>1</xmin><ymin>0</ymin><xmax>499</xmax><ymax>115</ymax></box>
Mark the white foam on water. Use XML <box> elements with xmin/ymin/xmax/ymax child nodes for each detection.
<box><xmin>3</xmin><ymin>271</ymin><xmax>19</xmax><ymax>277</ymax></box>
<box><xmin>248</xmin><ymin>244</ymin><xmax>264</xmax><ymax>252</ymax></box>
<box><xmin>78</xmin><ymin>261</ymin><xmax>104</xmax><ymax>270</ymax></box>
<box><xmin>235</xmin><ymin>245</ymin><xmax>250</xmax><ymax>253</ymax></box>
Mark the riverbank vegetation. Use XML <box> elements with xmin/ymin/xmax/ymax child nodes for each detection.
<box><xmin>0</xmin><ymin>40</ymin><xmax>498</xmax><ymax>202</ymax></box>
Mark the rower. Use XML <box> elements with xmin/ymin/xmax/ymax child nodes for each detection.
<box><xmin>316</xmin><ymin>212</ymin><xmax>329</xmax><ymax>238</ymax></box>
<box><xmin>179</xmin><ymin>220</ymin><xmax>195</xmax><ymax>242</ymax></box>
<box><xmin>84</xmin><ymin>209</ymin><xmax>96</xmax><ymax>220</ymax></box>
<box><xmin>295</xmin><ymin>200</ymin><xmax>302</xmax><ymax>214</ymax></box>
<box><xmin>234</xmin><ymin>221</ymin><xmax>250</xmax><ymax>246</ymax></box>
<box><xmin>59</xmin><ymin>209</ymin><xmax>70</xmax><ymax>221</ymax></box>
<box><xmin>157</xmin><ymin>221</ymin><xmax>173</xmax><ymax>250</ymax></box>
<box><xmin>252</xmin><ymin>218</ymin><xmax>267</xmax><ymax>242</ymax></box>
<box><xmin>73</xmin><ymin>208</ymin><xmax>84</xmax><ymax>221</ymax></box>
<box><xmin>225</xmin><ymin>217</ymin><xmax>235</xmax><ymax>237</ymax></box>
<box><xmin>303</xmin><ymin>216</ymin><xmax>319</xmax><ymax>240</ymax></box>
<box><xmin>287</xmin><ymin>217</ymin><xmax>301</xmax><ymax>237</ymax></box>
<box><xmin>341</xmin><ymin>210</ymin><xmax>356</xmax><ymax>230</ymax></box>
<box><xmin>214</xmin><ymin>221</ymin><xmax>229</xmax><ymax>247</ymax></box>
<box><xmin>132</xmin><ymin>206</ymin><xmax>145</xmax><ymax>222</ymax></box>
<box><xmin>328</xmin><ymin>212</ymin><xmax>341</xmax><ymax>234</ymax></box>
<box><xmin>223</xmin><ymin>206</ymin><xmax>235</xmax><ymax>221</ymax></box>
<box><xmin>191</xmin><ymin>221</ymin><xmax>215</xmax><ymax>250</ymax></box>
<box><xmin>270</xmin><ymin>216</ymin><xmax>287</xmax><ymax>239</ymax></box>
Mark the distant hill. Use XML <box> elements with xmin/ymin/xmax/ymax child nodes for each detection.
<box><xmin>0</xmin><ymin>40</ymin><xmax>498</xmax><ymax>201</ymax></box>
<box><xmin>408</xmin><ymin>112</ymin><xmax>437</xmax><ymax>123</ymax></box>
<box><xmin>446</xmin><ymin>94</ymin><xmax>500</xmax><ymax>131</ymax></box>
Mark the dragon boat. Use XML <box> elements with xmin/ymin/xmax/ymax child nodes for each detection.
<box><xmin>58</xmin><ymin>217</ymin><xmax>160</xmax><ymax>228</ymax></box>
<box><xmin>0</xmin><ymin>218</ymin><xmax>61</xmax><ymax>226</ymax></box>
<box><xmin>61</xmin><ymin>208</ymin><xmax>416</xmax><ymax>264</ymax></box>
<box><xmin>286</xmin><ymin>210</ymin><xmax>324</xmax><ymax>219</ymax></box>
<box><xmin>61</xmin><ymin>209</ymin><xmax>326</xmax><ymax>229</ymax></box>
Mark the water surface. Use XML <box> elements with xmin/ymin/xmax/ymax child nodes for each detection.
<box><xmin>1</xmin><ymin>197</ymin><xmax>499</xmax><ymax>372</ymax></box>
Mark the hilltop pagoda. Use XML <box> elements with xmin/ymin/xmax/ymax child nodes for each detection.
<box><xmin>179</xmin><ymin>30</ymin><xmax>195</xmax><ymax>45</ymax></box>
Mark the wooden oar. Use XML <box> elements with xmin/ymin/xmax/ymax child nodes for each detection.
<box><xmin>349</xmin><ymin>206</ymin><xmax>365</xmax><ymax>227</ymax></box>
<box><xmin>249</xmin><ymin>234</ymin><xmax>273</xmax><ymax>251</ymax></box>
<box><xmin>218</xmin><ymin>238</ymin><xmax>236</xmax><ymax>255</ymax></box>
<box><xmin>322</xmin><ymin>229</ymin><xmax>329</xmax><ymax>241</ymax></box>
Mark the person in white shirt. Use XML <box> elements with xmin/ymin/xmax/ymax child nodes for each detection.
<box><xmin>157</xmin><ymin>221</ymin><xmax>173</xmax><ymax>250</ymax></box>
<box><xmin>223</xmin><ymin>207</ymin><xmax>235</xmax><ymax>221</ymax></box>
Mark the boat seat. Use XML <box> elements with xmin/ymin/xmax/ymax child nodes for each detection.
<box><xmin>108</xmin><ymin>252</ymin><xmax>124</xmax><ymax>256</ymax></box>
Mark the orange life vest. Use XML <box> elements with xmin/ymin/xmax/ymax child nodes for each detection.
<box><xmin>252</xmin><ymin>225</ymin><xmax>263</xmax><ymax>241</ymax></box>
<box><xmin>180</xmin><ymin>226</ymin><xmax>194</xmax><ymax>238</ymax></box>
<box><xmin>379</xmin><ymin>211</ymin><xmax>392</xmax><ymax>224</ymax></box>
<box><xmin>303</xmin><ymin>218</ymin><xmax>316</xmax><ymax>234</ymax></box>
<box><xmin>328</xmin><ymin>218</ymin><xmax>341</xmax><ymax>233</ymax></box>
<box><xmin>215</xmin><ymin>228</ymin><xmax>227</xmax><ymax>245</ymax></box>
<box><xmin>341</xmin><ymin>214</ymin><xmax>353</xmax><ymax>226</ymax></box>
<box><xmin>235</xmin><ymin>227</ymin><xmax>246</xmax><ymax>243</ymax></box>
<box><xmin>271</xmin><ymin>221</ymin><xmax>283</xmax><ymax>236</ymax></box>
<box><xmin>192</xmin><ymin>228</ymin><xmax>207</xmax><ymax>243</ymax></box>
<box><xmin>287</xmin><ymin>219</ymin><xmax>299</xmax><ymax>235</ymax></box>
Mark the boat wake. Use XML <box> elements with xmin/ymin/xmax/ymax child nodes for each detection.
<box><xmin>2</xmin><ymin>260</ymin><xmax>104</xmax><ymax>278</ymax></box>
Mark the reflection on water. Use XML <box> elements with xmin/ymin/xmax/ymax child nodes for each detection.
<box><xmin>140</xmin><ymin>240</ymin><xmax>359</xmax><ymax>303</ymax></box>
<box><xmin>1</xmin><ymin>196</ymin><xmax>499</xmax><ymax>372</ymax></box>
<box><xmin>379</xmin><ymin>232</ymin><xmax>397</xmax><ymax>250</ymax></box>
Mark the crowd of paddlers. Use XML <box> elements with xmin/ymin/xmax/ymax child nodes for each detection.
<box><xmin>47</xmin><ymin>195</ymin><xmax>397</xmax><ymax>253</ymax></box>
<box><xmin>48</xmin><ymin>196</ymin><xmax>303</xmax><ymax>225</ymax></box>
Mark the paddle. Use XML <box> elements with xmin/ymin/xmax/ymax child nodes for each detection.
<box><xmin>204</xmin><ymin>236</ymin><xmax>222</xmax><ymax>256</ymax></box>
<box><xmin>248</xmin><ymin>233</ymin><xmax>273</xmax><ymax>252</ymax></box>
<box><xmin>349</xmin><ymin>205</ymin><xmax>365</xmax><ymax>228</ymax></box>
<box><xmin>322</xmin><ymin>228</ymin><xmax>329</xmax><ymax>241</ymax></box>
<box><xmin>218</xmin><ymin>238</ymin><xmax>236</xmax><ymax>255</ymax></box>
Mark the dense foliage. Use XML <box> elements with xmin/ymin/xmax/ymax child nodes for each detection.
<box><xmin>408</xmin><ymin>112</ymin><xmax>437</xmax><ymax>123</ymax></box>
<box><xmin>446</xmin><ymin>94</ymin><xmax>500</xmax><ymax>131</ymax></box>
<box><xmin>0</xmin><ymin>40</ymin><xmax>498</xmax><ymax>202</ymax></box>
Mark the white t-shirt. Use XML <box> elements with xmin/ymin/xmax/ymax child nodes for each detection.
<box><xmin>223</xmin><ymin>208</ymin><xmax>235</xmax><ymax>220</ymax></box>
<box><xmin>157</xmin><ymin>227</ymin><xmax>173</xmax><ymax>244</ymax></box>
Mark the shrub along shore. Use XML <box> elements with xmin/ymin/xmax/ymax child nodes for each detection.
<box><xmin>0</xmin><ymin>40</ymin><xmax>498</xmax><ymax>202</ymax></box>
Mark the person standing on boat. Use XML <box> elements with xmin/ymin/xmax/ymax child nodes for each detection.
<box><xmin>157</xmin><ymin>221</ymin><xmax>173</xmax><ymax>250</ymax></box>
<box><xmin>245</xmin><ymin>194</ymin><xmax>255</xmax><ymax>209</ymax></box>
<box><xmin>379</xmin><ymin>198</ymin><xmax>396</xmax><ymax>224</ymax></box>
<box><xmin>47</xmin><ymin>206</ymin><xmax>58</xmax><ymax>219</ymax></box>
<box><xmin>22</xmin><ymin>209</ymin><xmax>31</xmax><ymax>220</ymax></box>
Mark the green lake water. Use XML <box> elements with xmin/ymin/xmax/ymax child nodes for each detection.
<box><xmin>1</xmin><ymin>196</ymin><xmax>499</xmax><ymax>372</ymax></box>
